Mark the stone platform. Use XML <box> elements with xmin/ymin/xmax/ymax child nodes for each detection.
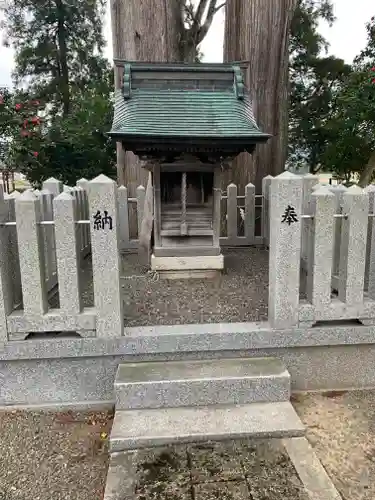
<box><xmin>150</xmin><ymin>254</ymin><xmax>224</xmax><ymax>279</ymax></box>
<box><xmin>2</xmin><ymin>321</ymin><xmax>375</xmax><ymax>408</ymax></box>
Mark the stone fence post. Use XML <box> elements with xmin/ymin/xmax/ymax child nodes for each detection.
<box><xmin>301</xmin><ymin>174</ymin><xmax>319</xmax><ymax>265</ymax></box>
<box><xmin>117</xmin><ymin>186</ymin><xmax>130</xmax><ymax>251</ymax></box>
<box><xmin>42</xmin><ymin>177</ymin><xmax>63</xmax><ymax>196</ymax></box>
<box><xmin>7</xmin><ymin>191</ymin><xmax>22</xmax><ymax>308</ymax></box>
<box><xmin>261</xmin><ymin>175</ymin><xmax>273</xmax><ymax>246</ymax></box>
<box><xmin>244</xmin><ymin>183</ymin><xmax>255</xmax><ymax>244</ymax></box>
<box><xmin>338</xmin><ymin>186</ymin><xmax>369</xmax><ymax>306</ymax></box>
<box><xmin>329</xmin><ymin>184</ymin><xmax>347</xmax><ymax>291</ymax></box>
<box><xmin>306</xmin><ymin>186</ymin><xmax>335</xmax><ymax>308</ymax></box>
<box><xmin>87</xmin><ymin>175</ymin><xmax>123</xmax><ymax>338</ymax></box>
<box><xmin>0</xmin><ymin>186</ymin><xmax>13</xmax><ymax>342</ymax></box>
<box><xmin>268</xmin><ymin>172</ymin><xmax>303</xmax><ymax>329</ymax></box>
<box><xmin>365</xmin><ymin>185</ymin><xmax>375</xmax><ymax>294</ymax></box>
<box><xmin>53</xmin><ymin>192</ymin><xmax>82</xmax><ymax>316</ymax></box>
<box><xmin>15</xmin><ymin>191</ymin><xmax>48</xmax><ymax>316</ymax></box>
<box><xmin>76</xmin><ymin>178</ymin><xmax>90</xmax><ymax>255</ymax></box>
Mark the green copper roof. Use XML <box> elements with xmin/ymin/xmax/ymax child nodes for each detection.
<box><xmin>108</xmin><ymin>61</ymin><xmax>270</xmax><ymax>154</ymax></box>
<box><xmin>111</xmin><ymin>89</ymin><xmax>268</xmax><ymax>138</ymax></box>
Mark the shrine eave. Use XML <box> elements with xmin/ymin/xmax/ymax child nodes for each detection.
<box><xmin>109</xmin><ymin>133</ymin><xmax>270</xmax><ymax>157</ymax></box>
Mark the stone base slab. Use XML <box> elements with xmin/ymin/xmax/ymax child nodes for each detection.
<box><xmin>109</xmin><ymin>401</ymin><xmax>305</xmax><ymax>452</ymax></box>
<box><xmin>155</xmin><ymin>269</ymin><xmax>222</xmax><ymax>279</ymax></box>
<box><xmin>151</xmin><ymin>254</ymin><xmax>224</xmax><ymax>277</ymax></box>
<box><xmin>6</xmin><ymin>308</ymin><xmax>97</xmax><ymax>334</ymax></box>
<box><xmin>1</xmin><ymin>321</ymin><xmax>375</xmax><ymax>407</ymax></box>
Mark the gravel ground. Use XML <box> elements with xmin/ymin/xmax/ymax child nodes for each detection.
<box><xmin>79</xmin><ymin>247</ymin><xmax>269</xmax><ymax>327</ymax></box>
<box><xmin>119</xmin><ymin>247</ymin><xmax>269</xmax><ymax>327</ymax></box>
<box><xmin>45</xmin><ymin>248</ymin><xmax>270</xmax><ymax>326</ymax></box>
<box><xmin>293</xmin><ymin>390</ymin><xmax>375</xmax><ymax>500</ymax></box>
<box><xmin>0</xmin><ymin>409</ymin><xmax>113</xmax><ymax>500</ymax></box>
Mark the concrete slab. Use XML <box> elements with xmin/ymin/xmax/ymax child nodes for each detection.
<box><xmin>110</xmin><ymin>401</ymin><xmax>305</xmax><ymax>452</ymax></box>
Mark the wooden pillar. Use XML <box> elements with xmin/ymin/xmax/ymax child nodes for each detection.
<box><xmin>212</xmin><ymin>167</ymin><xmax>222</xmax><ymax>248</ymax></box>
<box><xmin>153</xmin><ymin>164</ymin><xmax>161</xmax><ymax>248</ymax></box>
<box><xmin>181</xmin><ymin>172</ymin><xmax>187</xmax><ymax>236</ymax></box>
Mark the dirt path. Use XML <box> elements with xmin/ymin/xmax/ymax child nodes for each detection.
<box><xmin>293</xmin><ymin>390</ymin><xmax>375</xmax><ymax>500</ymax></box>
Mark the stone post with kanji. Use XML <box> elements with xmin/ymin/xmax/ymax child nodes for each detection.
<box><xmin>87</xmin><ymin>175</ymin><xmax>123</xmax><ymax>338</ymax></box>
<box><xmin>268</xmin><ymin>172</ymin><xmax>303</xmax><ymax>329</ymax></box>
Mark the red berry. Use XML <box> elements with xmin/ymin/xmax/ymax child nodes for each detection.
<box><xmin>15</xmin><ymin>103</ymin><xmax>22</xmax><ymax>110</ymax></box>
<box><xmin>32</xmin><ymin>151</ymin><xmax>39</xmax><ymax>157</ymax></box>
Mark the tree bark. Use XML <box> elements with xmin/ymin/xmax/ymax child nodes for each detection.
<box><xmin>110</xmin><ymin>0</ymin><xmax>224</xmax><ymax>190</ymax></box>
<box><xmin>358</xmin><ymin>150</ymin><xmax>375</xmax><ymax>188</ymax></box>
<box><xmin>56</xmin><ymin>0</ymin><xmax>70</xmax><ymax>116</ymax></box>
<box><xmin>110</xmin><ymin>0</ymin><xmax>183</xmax><ymax>192</ymax></box>
<box><xmin>224</xmin><ymin>0</ymin><xmax>298</xmax><ymax>191</ymax></box>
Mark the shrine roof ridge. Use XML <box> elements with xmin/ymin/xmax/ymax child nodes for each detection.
<box><xmin>115</xmin><ymin>60</ymin><xmax>245</xmax><ymax>100</ymax></box>
<box><xmin>113</xmin><ymin>60</ymin><xmax>240</xmax><ymax>73</ymax></box>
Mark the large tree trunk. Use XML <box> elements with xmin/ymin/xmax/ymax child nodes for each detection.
<box><xmin>358</xmin><ymin>150</ymin><xmax>375</xmax><ymax>188</ymax></box>
<box><xmin>224</xmin><ymin>0</ymin><xmax>298</xmax><ymax>191</ymax></box>
<box><xmin>110</xmin><ymin>0</ymin><xmax>183</xmax><ymax>191</ymax></box>
<box><xmin>110</xmin><ymin>0</ymin><xmax>223</xmax><ymax>190</ymax></box>
<box><xmin>56</xmin><ymin>0</ymin><xmax>70</xmax><ymax>116</ymax></box>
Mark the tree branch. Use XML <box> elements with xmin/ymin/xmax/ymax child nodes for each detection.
<box><xmin>197</xmin><ymin>0</ymin><xmax>224</xmax><ymax>45</ymax></box>
<box><xmin>213</xmin><ymin>2</ymin><xmax>226</xmax><ymax>14</ymax></box>
<box><xmin>194</xmin><ymin>0</ymin><xmax>209</xmax><ymax>28</ymax></box>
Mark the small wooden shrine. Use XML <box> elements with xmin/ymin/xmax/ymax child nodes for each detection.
<box><xmin>109</xmin><ymin>61</ymin><xmax>270</xmax><ymax>277</ymax></box>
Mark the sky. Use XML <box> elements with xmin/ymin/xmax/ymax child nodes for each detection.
<box><xmin>0</xmin><ymin>0</ymin><xmax>374</xmax><ymax>88</ymax></box>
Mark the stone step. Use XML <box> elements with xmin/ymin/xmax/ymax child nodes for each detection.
<box><xmin>114</xmin><ymin>357</ymin><xmax>290</xmax><ymax>410</ymax></box>
<box><xmin>110</xmin><ymin>401</ymin><xmax>305</xmax><ymax>452</ymax></box>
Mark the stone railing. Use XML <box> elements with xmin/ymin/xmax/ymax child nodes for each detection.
<box><xmin>268</xmin><ymin>172</ymin><xmax>375</xmax><ymax>328</ymax></box>
<box><xmin>2</xmin><ymin>170</ymin><xmax>374</xmax><ymax>343</ymax></box>
<box><xmin>0</xmin><ymin>175</ymin><xmax>123</xmax><ymax>342</ymax></box>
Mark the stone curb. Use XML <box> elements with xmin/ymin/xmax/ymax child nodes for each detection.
<box><xmin>2</xmin><ymin>321</ymin><xmax>375</xmax><ymax>362</ymax></box>
<box><xmin>0</xmin><ymin>400</ymin><xmax>115</xmax><ymax>413</ymax></box>
<box><xmin>283</xmin><ymin>437</ymin><xmax>342</xmax><ymax>500</ymax></box>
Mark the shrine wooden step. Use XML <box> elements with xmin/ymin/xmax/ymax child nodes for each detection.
<box><xmin>114</xmin><ymin>357</ymin><xmax>290</xmax><ymax>410</ymax></box>
<box><xmin>109</xmin><ymin>401</ymin><xmax>305</xmax><ymax>452</ymax></box>
<box><xmin>161</xmin><ymin>211</ymin><xmax>213</xmax><ymax>236</ymax></box>
<box><xmin>160</xmin><ymin>228</ymin><xmax>214</xmax><ymax>237</ymax></box>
